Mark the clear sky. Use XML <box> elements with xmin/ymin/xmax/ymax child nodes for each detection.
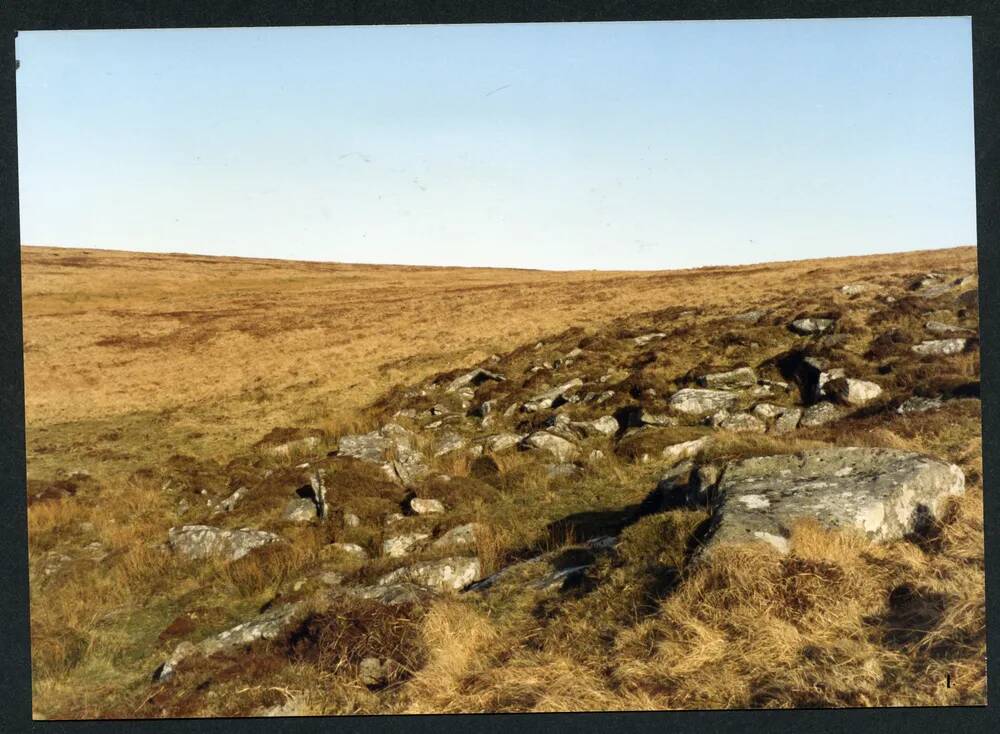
<box><xmin>15</xmin><ymin>18</ymin><xmax>975</xmax><ymax>270</ymax></box>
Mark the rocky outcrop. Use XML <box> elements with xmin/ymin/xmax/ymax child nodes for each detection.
<box><xmin>701</xmin><ymin>447</ymin><xmax>965</xmax><ymax>555</ymax></box>
<box><xmin>167</xmin><ymin>525</ymin><xmax>282</xmax><ymax>562</ymax></box>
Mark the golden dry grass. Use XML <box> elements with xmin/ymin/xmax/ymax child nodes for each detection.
<box><xmin>21</xmin><ymin>243</ymin><xmax>983</xmax><ymax>718</ymax></box>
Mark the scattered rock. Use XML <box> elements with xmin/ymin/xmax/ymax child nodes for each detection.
<box><xmin>522</xmin><ymin>431</ymin><xmax>578</xmax><ymax>462</ymax></box>
<box><xmin>282</xmin><ymin>498</ymin><xmax>317</xmax><ymax>523</ymax></box>
<box><xmin>433</xmin><ymin>432</ymin><xmax>466</xmax><ymax>457</ymax></box>
<box><xmin>641</xmin><ymin>411</ymin><xmax>678</xmax><ymax>427</ymax></box>
<box><xmin>633</xmin><ymin>332</ymin><xmax>667</xmax><ymax>345</ymax></box>
<box><xmin>840</xmin><ymin>283</ymin><xmax>868</xmax><ymax>296</ymax></box>
<box><xmin>376</xmin><ymin>556</ymin><xmax>481</xmax><ymax>592</ymax></box>
<box><xmin>715</xmin><ymin>412</ymin><xmax>766</xmax><ymax>433</ymax></box>
<box><xmin>409</xmin><ymin>497</ymin><xmax>445</xmax><ymax>515</ymax></box>
<box><xmin>925</xmin><ymin>321</ymin><xmax>975</xmax><ymax>337</ymax></box>
<box><xmin>669</xmin><ymin>388</ymin><xmax>739</xmax><ymax>416</ymax></box>
<box><xmin>523</xmin><ymin>378</ymin><xmax>584</xmax><ymax>412</ymax></box>
<box><xmin>826</xmin><ymin>377</ymin><xmax>883</xmax><ymax>406</ymax></box>
<box><xmin>167</xmin><ymin>525</ymin><xmax>282</xmax><ymax>562</ymax></box>
<box><xmin>912</xmin><ymin>338</ymin><xmax>967</xmax><ymax>357</ymax></box>
<box><xmin>342</xmin><ymin>583</ymin><xmax>430</xmax><ymax>606</ymax></box>
<box><xmin>382</xmin><ymin>533</ymin><xmax>430</xmax><ymax>558</ymax></box>
<box><xmin>799</xmin><ymin>402</ymin><xmax>843</xmax><ymax>428</ymax></box>
<box><xmin>432</xmin><ymin>523</ymin><xmax>482</xmax><ymax>549</ymax></box>
<box><xmin>732</xmin><ymin>310</ymin><xmax>766</xmax><ymax>324</ymax></box>
<box><xmin>569</xmin><ymin>415</ymin><xmax>619</xmax><ymax>437</ymax></box>
<box><xmin>482</xmin><ymin>432</ymin><xmax>524</xmax><ymax>453</ymax></box>
<box><xmin>547</xmin><ymin>463</ymin><xmax>582</xmax><ymax>479</ymax></box>
<box><xmin>697</xmin><ymin>367</ymin><xmax>756</xmax><ymax>389</ymax></box>
<box><xmin>343</xmin><ymin>512</ymin><xmax>361</xmax><ymax>528</ymax></box>
<box><xmin>702</xmin><ymin>447</ymin><xmax>966</xmax><ymax>555</ymax></box>
<box><xmin>336</xmin><ymin>423</ymin><xmax>428</xmax><ymax>484</ymax></box>
<box><xmin>897</xmin><ymin>396</ymin><xmax>945</xmax><ymax>414</ymax></box>
<box><xmin>444</xmin><ymin>368</ymin><xmax>504</xmax><ymax>394</ymax></box>
<box><xmin>772</xmin><ymin>407</ymin><xmax>803</xmax><ymax>434</ymax></box>
<box><xmin>662</xmin><ymin>436</ymin><xmax>712</xmax><ymax>465</ymax></box>
<box><xmin>789</xmin><ymin>318</ymin><xmax>835</xmax><ymax>335</ymax></box>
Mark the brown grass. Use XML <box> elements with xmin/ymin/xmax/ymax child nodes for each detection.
<box><xmin>22</xmin><ymin>244</ymin><xmax>983</xmax><ymax>717</ymax></box>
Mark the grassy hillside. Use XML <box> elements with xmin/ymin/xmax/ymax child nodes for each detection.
<box><xmin>22</xmin><ymin>245</ymin><xmax>983</xmax><ymax>717</ymax></box>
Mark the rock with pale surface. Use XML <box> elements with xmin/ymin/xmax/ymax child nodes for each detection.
<box><xmin>376</xmin><ymin>556</ymin><xmax>481</xmax><ymax>592</ymax></box>
<box><xmin>702</xmin><ymin>447</ymin><xmax>965</xmax><ymax>555</ymax></box>
<box><xmin>789</xmin><ymin>318</ymin><xmax>835</xmax><ymax>335</ymax></box>
<box><xmin>912</xmin><ymin>339</ymin><xmax>967</xmax><ymax>357</ymax></box>
<box><xmin>669</xmin><ymin>388</ymin><xmax>739</xmax><ymax>416</ymax></box>
<box><xmin>382</xmin><ymin>533</ymin><xmax>429</xmax><ymax>558</ymax></box>
<box><xmin>799</xmin><ymin>402</ymin><xmax>842</xmax><ymax>427</ymax></box>
<box><xmin>432</xmin><ymin>523</ymin><xmax>482</xmax><ymax>549</ymax></box>
<box><xmin>409</xmin><ymin>497</ymin><xmax>445</xmax><ymax>515</ymax></box>
<box><xmin>167</xmin><ymin>525</ymin><xmax>281</xmax><ymax>562</ymax></box>
<box><xmin>698</xmin><ymin>367</ymin><xmax>756</xmax><ymax>389</ymax></box>
<box><xmin>283</xmin><ymin>498</ymin><xmax>317</xmax><ymax>523</ymax></box>
<box><xmin>826</xmin><ymin>377</ymin><xmax>883</xmax><ymax>406</ymax></box>
<box><xmin>522</xmin><ymin>431</ymin><xmax>578</xmax><ymax>462</ymax></box>
<box><xmin>337</xmin><ymin>424</ymin><xmax>428</xmax><ymax>484</ymax></box>
<box><xmin>898</xmin><ymin>396</ymin><xmax>945</xmax><ymax>414</ymax></box>
<box><xmin>482</xmin><ymin>432</ymin><xmax>524</xmax><ymax>453</ymax></box>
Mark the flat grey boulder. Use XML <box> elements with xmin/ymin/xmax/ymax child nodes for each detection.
<box><xmin>382</xmin><ymin>533</ymin><xmax>430</xmax><ymax>558</ymax></box>
<box><xmin>698</xmin><ymin>367</ymin><xmax>756</xmax><ymax>389</ymax></box>
<box><xmin>703</xmin><ymin>447</ymin><xmax>965</xmax><ymax>555</ymax></box>
<box><xmin>826</xmin><ymin>377</ymin><xmax>883</xmax><ymax>406</ymax></box>
<box><xmin>376</xmin><ymin>556</ymin><xmax>481</xmax><ymax>592</ymax></box>
<box><xmin>799</xmin><ymin>402</ymin><xmax>842</xmax><ymax>427</ymax></box>
<box><xmin>912</xmin><ymin>338</ymin><xmax>967</xmax><ymax>357</ymax></box>
<box><xmin>337</xmin><ymin>424</ymin><xmax>428</xmax><ymax>484</ymax></box>
<box><xmin>669</xmin><ymin>388</ymin><xmax>739</xmax><ymax>416</ymax></box>
<box><xmin>167</xmin><ymin>525</ymin><xmax>281</xmax><ymax>562</ymax></box>
<box><xmin>789</xmin><ymin>318</ymin><xmax>835</xmax><ymax>335</ymax></box>
<box><xmin>522</xmin><ymin>431</ymin><xmax>578</xmax><ymax>462</ymax></box>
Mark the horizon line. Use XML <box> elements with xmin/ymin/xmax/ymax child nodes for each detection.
<box><xmin>19</xmin><ymin>241</ymin><xmax>979</xmax><ymax>275</ymax></box>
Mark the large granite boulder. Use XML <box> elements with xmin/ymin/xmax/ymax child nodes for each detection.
<box><xmin>167</xmin><ymin>525</ymin><xmax>282</xmax><ymax>562</ymax></box>
<box><xmin>702</xmin><ymin>447</ymin><xmax>965</xmax><ymax>555</ymax></box>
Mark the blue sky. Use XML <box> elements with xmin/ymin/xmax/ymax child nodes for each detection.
<box><xmin>15</xmin><ymin>18</ymin><xmax>975</xmax><ymax>270</ymax></box>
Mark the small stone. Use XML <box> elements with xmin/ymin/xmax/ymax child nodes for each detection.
<box><xmin>789</xmin><ymin>318</ymin><xmax>835</xmax><ymax>335</ymax></box>
<box><xmin>669</xmin><ymin>388</ymin><xmax>739</xmax><ymax>416</ymax></box>
<box><xmin>359</xmin><ymin>657</ymin><xmax>388</xmax><ymax>687</ymax></box>
<box><xmin>826</xmin><ymin>377</ymin><xmax>883</xmax><ymax>406</ymax></box>
<box><xmin>382</xmin><ymin>533</ymin><xmax>430</xmax><ymax>558</ymax></box>
<box><xmin>897</xmin><ymin>396</ymin><xmax>944</xmax><ymax>414</ymax></box>
<box><xmin>409</xmin><ymin>497</ymin><xmax>445</xmax><ymax>515</ymax></box>
<box><xmin>912</xmin><ymin>338</ymin><xmax>968</xmax><ymax>356</ymax></box>
<box><xmin>282</xmin><ymin>498</ymin><xmax>317</xmax><ymax>523</ymax></box>
<box><xmin>799</xmin><ymin>402</ymin><xmax>842</xmax><ymax>427</ymax></box>
<box><xmin>330</xmin><ymin>542</ymin><xmax>368</xmax><ymax>561</ymax></box>
<box><xmin>522</xmin><ymin>432</ymin><xmax>578</xmax><ymax>462</ymax></box>
<box><xmin>697</xmin><ymin>367</ymin><xmax>756</xmax><ymax>389</ymax></box>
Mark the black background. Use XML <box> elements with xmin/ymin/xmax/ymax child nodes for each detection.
<box><xmin>1</xmin><ymin>2</ymin><xmax>997</xmax><ymax>733</ymax></box>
